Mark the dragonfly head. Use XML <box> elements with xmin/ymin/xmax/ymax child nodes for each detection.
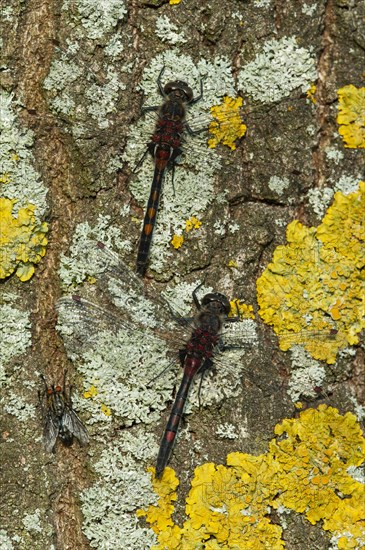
<box><xmin>164</xmin><ymin>80</ymin><xmax>194</xmax><ymax>103</ymax></box>
<box><xmin>201</xmin><ymin>293</ymin><xmax>231</xmax><ymax>316</ymax></box>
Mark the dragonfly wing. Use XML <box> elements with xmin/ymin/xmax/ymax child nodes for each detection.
<box><xmin>220</xmin><ymin>318</ymin><xmax>259</xmax><ymax>350</ymax></box>
<box><xmin>58</xmin><ymin>240</ymin><xmax>196</xmax><ymax>346</ymax></box>
<box><xmin>56</xmin><ymin>296</ymin><xmax>123</xmax><ymax>356</ymax></box>
<box><xmin>86</xmin><ymin>241</ymin><xmax>178</xmax><ymax>331</ymax></box>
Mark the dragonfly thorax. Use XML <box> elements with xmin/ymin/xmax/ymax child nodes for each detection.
<box><xmin>197</xmin><ymin>311</ymin><xmax>222</xmax><ymax>334</ymax></box>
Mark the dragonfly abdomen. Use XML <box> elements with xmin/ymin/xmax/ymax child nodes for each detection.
<box><xmin>136</xmin><ymin>163</ymin><xmax>166</xmax><ymax>275</ymax></box>
<box><xmin>156</xmin><ymin>374</ymin><xmax>193</xmax><ymax>478</ymax></box>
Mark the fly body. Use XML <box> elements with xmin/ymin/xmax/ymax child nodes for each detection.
<box><xmin>39</xmin><ymin>372</ymin><xmax>89</xmax><ymax>453</ymax></box>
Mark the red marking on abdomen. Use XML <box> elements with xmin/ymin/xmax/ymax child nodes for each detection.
<box><xmin>184</xmin><ymin>358</ymin><xmax>203</xmax><ymax>378</ymax></box>
<box><xmin>165</xmin><ymin>431</ymin><xmax>175</xmax><ymax>443</ymax></box>
<box><xmin>156</xmin><ymin>157</ymin><xmax>169</xmax><ymax>170</ymax></box>
<box><xmin>144</xmin><ymin>224</ymin><xmax>153</xmax><ymax>236</ymax></box>
<box><xmin>147</xmin><ymin>207</ymin><xmax>156</xmax><ymax>219</ymax></box>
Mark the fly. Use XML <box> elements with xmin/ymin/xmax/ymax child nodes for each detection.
<box><xmin>38</xmin><ymin>371</ymin><xmax>89</xmax><ymax>453</ymax></box>
<box><xmin>135</xmin><ymin>66</ymin><xmax>204</xmax><ymax>276</ymax></box>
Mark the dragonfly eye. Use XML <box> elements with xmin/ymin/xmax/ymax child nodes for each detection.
<box><xmin>201</xmin><ymin>293</ymin><xmax>231</xmax><ymax>315</ymax></box>
<box><xmin>47</xmin><ymin>388</ymin><xmax>53</xmax><ymax>395</ymax></box>
<box><xmin>55</xmin><ymin>385</ymin><xmax>62</xmax><ymax>393</ymax></box>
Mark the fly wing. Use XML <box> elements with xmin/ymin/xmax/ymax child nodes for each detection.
<box><xmin>43</xmin><ymin>411</ymin><xmax>59</xmax><ymax>453</ymax></box>
<box><xmin>61</xmin><ymin>405</ymin><xmax>89</xmax><ymax>447</ymax></box>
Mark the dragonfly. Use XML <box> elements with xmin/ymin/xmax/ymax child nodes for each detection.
<box><xmin>155</xmin><ymin>289</ymin><xmax>235</xmax><ymax>478</ymax></box>
<box><xmin>125</xmin><ymin>61</ymin><xmax>246</xmax><ymax>276</ymax></box>
<box><xmin>56</xmin><ymin>241</ymin><xmax>339</xmax><ymax>478</ymax></box>
<box><xmin>38</xmin><ymin>371</ymin><xmax>89</xmax><ymax>453</ymax></box>
<box><xmin>134</xmin><ymin>66</ymin><xmax>204</xmax><ymax>276</ymax></box>
<box><xmin>56</xmin><ymin>241</ymin><xmax>258</xmax><ymax>477</ymax></box>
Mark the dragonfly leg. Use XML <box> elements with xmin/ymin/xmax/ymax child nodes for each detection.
<box><xmin>197</xmin><ymin>358</ymin><xmax>213</xmax><ymax>409</ymax></box>
<box><xmin>225</xmin><ymin>299</ymin><xmax>241</xmax><ymax>322</ymax></box>
<box><xmin>62</xmin><ymin>369</ymin><xmax>73</xmax><ymax>401</ymax></box>
<box><xmin>38</xmin><ymin>388</ymin><xmax>46</xmax><ymax>416</ymax></box>
<box><xmin>185</xmin><ymin>122</ymin><xmax>206</xmax><ymax>136</ymax></box>
<box><xmin>133</xmin><ymin>147</ymin><xmax>150</xmax><ymax>173</ymax></box>
<box><xmin>166</xmin><ymin>300</ymin><xmax>194</xmax><ymax>326</ymax></box>
<box><xmin>192</xmin><ymin>281</ymin><xmax>205</xmax><ymax>310</ymax></box>
<box><xmin>157</xmin><ymin>66</ymin><xmax>166</xmax><ymax>97</ymax></box>
<box><xmin>141</xmin><ymin>104</ymin><xmax>159</xmax><ymax>114</ymax></box>
<box><xmin>146</xmin><ymin>357</ymin><xmax>177</xmax><ymax>386</ymax></box>
<box><xmin>40</xmin><ymin>373</ymin><xmax>48</xmax><ymax>391</ymax></box>
<box><xmin>189</xmin><ymin>76</ymin><xmax>205</xmax><ymax>105</ymax></box>
<box><xmin>179</xmin><ymin>349</ymin><xmax>187</xmax><ymax>366</ymax></box>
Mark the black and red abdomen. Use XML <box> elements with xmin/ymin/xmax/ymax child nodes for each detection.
<box><xmin>155</xmin><ymin>327</ymin><xmax>220</xmax><ymax>478</ymax></box>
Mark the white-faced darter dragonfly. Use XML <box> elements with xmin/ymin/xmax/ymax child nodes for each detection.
<box><xmin>56</xmin><ymin>241</ymin><xmax>338</xmax><ymax>477</ymax></box>
<box><xmin>126</xmin><ymin>66</ymin><xmax>244</xmax><ymax>276</ymax></box>
<box><xmin>134</xmin><ymin>66</ymin><xmax>205</xmax><ymax>277</ymax></box>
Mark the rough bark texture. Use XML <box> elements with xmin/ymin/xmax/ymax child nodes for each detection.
<box><xmin>1</xmin><ymin>0</ymin><xmax>364</xmax><ymax>549</ymax></box>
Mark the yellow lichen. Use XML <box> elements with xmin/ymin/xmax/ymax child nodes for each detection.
<box><xmin>84</xmin><ymin>385</ymin><xmax>98</xmax><ymax>398</ymax></box>
<box><xmin>306</xmin><ymin>83</ymin><xmax>316</xmax><ymax>104</ymax></box>
<box><xmin>208</xmin><ymin>96</ymin><xmax>247</xmax><ymax>150</ymax></box>
<box><xmin>140</xmin><ymin>406</ymin><xmax>365</xmax><ymax>549</ymax></box>
<box><xmin>269</xmin><ymin>405</ymin><xmax>365</xmax><ymax>541</ymax></box>
<box><xmin>100</xmin><ymin>403</ymin><xmax>111</xmax><ymax>416</ymax></box>
<box><xmin>0</xmin><ymin>197</ymin><xmax>48</xmax><ymax>281</ymax></box>
<box><xmin>337</xmin><ymin>85</ymin><xmax>365</xmax><ymax>148</ymax></box>
<box><xmin>171</xmin><ymin>217</ymin><xmax>202</xmax><ymax>250</ymax></box>
<box><xmin>256</xmin><ymin>182</ymin><xmax>364</xmax><ymax>363</ymax></box>
<box><xmin>83</xmin><ymin>384</ymin><xmax>111</xmax><ymax>416</ymax></box>
<box><xmin>227</xmin><ymin>259</ymin><xmax>238</xmax><ymax>268</ymax></box>
<box><xmin>0</xmin><ymin>173</ymin><xmax>11</xmax><ymax>184</ymax></box>
<box><xmin>171</xmin><ymin>234</ymin><xmax>184</xmax><ymax>249</ymax></box>
<box><xmin>137</xmin><ymin>467</ymin><xmax>179</xmax><ymax>537</ymax></box>
<box><xmin>229</xmin><ymin>299</ymin><xmax>255</xmax><ymax>320</ymax></box>
<box><xmin>185</xmin><ymin>216</ymin><xmax>202</xmax><ymax>232</ymax></box>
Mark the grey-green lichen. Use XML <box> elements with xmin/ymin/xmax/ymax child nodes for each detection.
<box><xmin>80</xmin><ymin>433</ymin><xmax>157</xmax><ymax>549</ymax></box>
<box><xmin>155</xmin><ymin>15</ymin><xmax>187</xmax><ymax>45</ymax></box>
<box><xmin>0</xmin><ymin>91</ymin><xmax>48</xmax><ymax>218</ymax></box>
<box><xmin>268</xmin><ymin>175</ymin><xmax>290</xmax><ymax>196</ymax></box>
<box><xmin>287</xmin><ymin>346</ymin><xmax>326</xmax><ymax>402</ymax></box>
<box><xmin>0</xmin><ymin>530</ymin><xmax>14</xmax><ymax>550</ymax></box>
<box><xmin>238</xmin><ymin>36</ymin><xmax>317</xmax><ymax>103</ymax></box>
<box><xmin>3</xmin><ymin>391</ymin><xmax>36</xmax><ymax>422</ymax></box>
<box><xmin>22</xmin><ymin>509</ymin><xmax>43</xmax><ymax>534</ymax></box>
<box><xmin>43</xmin><ymin>43</ymin><xmax>127</xmax><ymax>130</ymax></box>
<box><xmin>0</xmin><ymin>299</ymin><xmax>32</xmax><ymax>388</ymax></box>
<box><xmin>58</xmin><ymin>214</ymin><xmax>132</xmax><ymax>288</ymax></box>
<box><xmin>62</xmin><ymin>0</ymin><xmax>127</xmax><ymax>40</ymax></box>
